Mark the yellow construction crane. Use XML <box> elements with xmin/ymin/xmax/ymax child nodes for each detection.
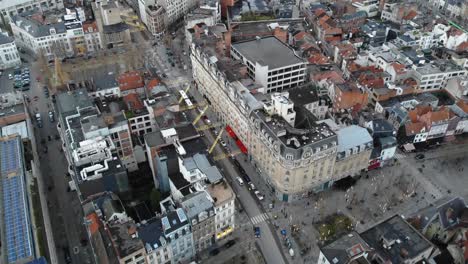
<box><xmin>192</xmin><ymin>105</ymin><xmax>209</xmax><ymax>125</ymax></box>
<box><xmin>121</xmin><ymin>14</ymin><xmax>146</xmax><ymax>31</ymax></box>
<box><xmin>209</xmin><ymin>129</ymin><xmax>224</xmax><ymax>154</ymax></box>
<box><xmin>178</xmin><ymin>85</ymin><xmax>191</xmax><ymax>103</ymax></box>
<box><xmin>52</xmin><ymin>54</ymin><xmax>68</xmax><ymax>90</ymax></box>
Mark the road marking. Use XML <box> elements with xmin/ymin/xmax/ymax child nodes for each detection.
<box><xmin>394</xmin><ymin>153</ymin><xmax>406</xmax><ymax>160</ymax></box>
<box><xmin>251</xmin><ymin>213</ymin><xmax>269</xmax><ymax>225</ymax></box>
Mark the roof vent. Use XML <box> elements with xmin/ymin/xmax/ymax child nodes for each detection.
<box><xmin>332</xmin><ymin>257</ymin><xmax>339</xmax><ymax>264</ymax></box>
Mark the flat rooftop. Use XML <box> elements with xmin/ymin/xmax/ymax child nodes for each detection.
<box><xmin>360</xmin><ymin>215</ymin><xmax>434</xmax><ymax>264</ymax></box>
<box><xmin>206</xmin><ymin>180</ymin><xmax>235</xmax><ymax>207</ymax></box>
<box><xmin>232</xmin><ymin>36</ymin><xmax>304</xmax><ymax>69</ymax></box>
<box><xmin>107</xmin><ymin>221</ymin><xmax>144</xmax><ymax>257</ymax></box>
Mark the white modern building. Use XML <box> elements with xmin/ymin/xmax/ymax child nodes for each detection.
<box><xmin>411</xmin><ymin>61</ymin><xmax>467</xmax><ymax>91</ymax></box>
<box><xmin>10</xmin><ymin>11</ymin><xmax>90</xmax><ymax>57</ymax></box>
<box><xmin>0</xmin><ymin>0</ymin><xmax>64</xmax><ymax>25</ymax></box>
<box><xmin>0</xmin><ymin>33</ymin><xmax>21</xmax><ymax>70</ymax></box>
<box><xmin>230</xmin><ymin>36</ymin><xmax>307</xmax><ymax>93</ymax></box>
<box><xmin>351</xmin><ymin>0</ymin><xmax>379</xmax><ymax>17</ymax></box>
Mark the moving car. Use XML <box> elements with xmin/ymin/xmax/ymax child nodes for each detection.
<box><xmin>236</xmin><ymin>176</ymin><xmax>244</xmax><ymax>186</ymax></box>
<box><xmin>209</xmin><ymin>248</ymin><xmax>220</xmax><ymax>256</ymax></box>
<box><xmin>254</xmin><ymin>226</ymin><xmax>261</xmax><ymax>238</ymax></box>
<box><xmin>254</xmin><ymin>190</ymin><xmax>264</xmax><ymax>201</ymax></box>
<box><xmin>220</xmin><ymin>140</ymin><xmax>227</xmax><ymax>147</ymax></box>
<box><xmin>225</xmin><ymin>240</ymin><xmax>236</xmax><ymax>248</ymax></box>
<box><xmin>48</xmin><ymin>111</ymin><xmax>55</xmax><ymax>122</ymax></box>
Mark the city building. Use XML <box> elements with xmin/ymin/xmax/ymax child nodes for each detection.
<box><xmin>0</xmin><ymin>135</ymin><xmax>35</xmax><ymax>264</ymax></box>
<box><xmin>206</xmin><ymin>180</ymin><xmax>236</xmax><ymax>240</ymax></box>
<box><xmin>122</xmin><ymin>94</ymin><xmax>154</xmax><ymax>137</ymax></box>
<box><xmin>230</xmin><ymin>36</ymin><xmax>307</xmax><ymax>93</ymax></box>
<box><xmin>0</xmin><ymin>93</ymin><xmax>27</xmax><ymax>127</ymax></box>
<box><xmin>92</xmin><ymin>0</ymin><xmax>131</xmax><ymax>48</ymax></box>
<box><xmin>55</xmin><ymin>90</ymin><xmax>131</xmax><ymax>199</ymax></box>
<box><xmin>139</xmin><ymin>218</ymin><xmax>173</xmax><ymax>264</ymax></box>
<box><xmin>10</xmin><ymin>10</ymin><xmax>88</xmax><ymax>57</ymax></box>
<box><xmin>191</xmin><ymin>31</ymin><xmax>339</xmax><ymax>201</ymax></box>
<box><xmin>319</xmin><ymin>215</ymin><xmax>440</xmax><ymax>264</ymax></box>
<box><xmin>351</xmin><ymin>0</ymin><xmax>379</xmax><ymax>17</ymax></box>
<box><xmin>108</xmin><ymin>221</ymin><xmax>148</xmax><ymax>264</ymax></box>
<box><xmin>157</xmin><ymin>0</ymin><xmax>198</xmax><ymax>26</ymax></box>
<box><xmin>410</xmin><ymin>61</ymin><xmax>467</xmax><ymax>92</ymax></box>
<box><xmin>145</xmin><ymin>5</ymin><xmax>166</xmax><ymax>37</ymax></box>
<box><xmin>0</xmin><ymin>0</ymin><xmax>64</xmax><ymax>25</ymax></box>
<box><xmin>288</xmin><ymin>86</ymin><xmax>329</xmax><ymax>120</ymax></box>
<box><xmin>333</xmin><ymin>125</ymin><xmax>373</xmax><ymax>180</ymax></box>
<box><xmin>381</xmin><ymin>2</ymin><xmax>419</xmax><ymax>24</ymax></box>
<box><xmin>161</xmin><ymin>209</ymin><xmax>194</xmax><ymax>263</ymax></box>
<box><xmin>82</xmin><ymin>20</ymin><xmax>103</xmax><ymax>53</ymax></box>
<box><xmin>318</xmin><ymin>231</ymin><xmax>372</xmax><ymax>264</ymax></box>
<box><xmin>0</xmin><ymin>33</ymin><xmax>21</xmax><ymax>70</ymax></box>
<box><xmin>180</xmin><ymin>191</ymin><xmax>216</xmax><ymax>252</ymax></box>
<box><xmin>118</xmin><ymin>71</ymin><xmax>145</xmax><ymax>97</ymax></box>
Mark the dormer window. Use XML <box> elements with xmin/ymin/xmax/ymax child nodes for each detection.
<box><xmin>49</xmin><ymin>27</ymin><xmax>56</xmax><ymax>35</ymax></box>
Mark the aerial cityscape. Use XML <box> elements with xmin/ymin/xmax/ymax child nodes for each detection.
<box><xmin>0</xmin><ymin>0</ymin><xmax>467</xmax><ymax>263</ymax></box>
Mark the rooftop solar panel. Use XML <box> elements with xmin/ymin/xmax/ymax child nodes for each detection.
<box><xmin>0</xmin><ymin>137</ymin><xmax>34</xmax><ymax>263</ymax></box>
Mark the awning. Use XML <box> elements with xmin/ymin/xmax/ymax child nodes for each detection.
<box><xmin>236</xmin><ymin>139</ymin><xmax>248</xmax><ymax>154</ymax></box>
<box><xmin>368</xmin><ymin>162</ymin><xmax>380</xmax><ymax>170</ymax></box>
<box><xmin>225</xmin><ymin>125</ymin><xmax>237</xmax><ymax>139</ymax></box>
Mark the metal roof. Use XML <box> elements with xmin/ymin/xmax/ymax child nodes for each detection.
<box><xmin>0</xmin><ymin>136</ymin><xmax>34</xmax><ymax>263</ymax></box>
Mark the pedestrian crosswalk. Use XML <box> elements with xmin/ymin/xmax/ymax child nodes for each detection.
<box><xmin>251</xmin><ymin>213</ymin><xmax>269</xmax><ymax>225</ymax></box>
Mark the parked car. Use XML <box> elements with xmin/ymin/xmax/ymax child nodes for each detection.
<box><xmin>242</xmin><ymin>174</ymin><xmax>251</xmax><ymax>183</ymax></box>
<box><xmin>248</xmin><ymin>182</ymin><xmax>256</xmax><ymax>191</ymax></box>
<box><xmin>8</xmin><ymin>73</ymin><xmax>13</xmax><ymax>79</ymax></box>
<box><xmin>209</xmin><ymin>248</ymin><xmax>220</xmax><ymax>256</ymax></box>
<box><xmin>225</xmin><ymin>240</ymin><xmax>236</xmax><ymax>248</ymax></box>
<box><xmin>415</xmin><ymin>154</ymin><xmax>425</xmax><ymax>160</ymax></box>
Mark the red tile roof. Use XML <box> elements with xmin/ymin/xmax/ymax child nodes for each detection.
<box><xmin>294</xmin><ymin>32</ymin><xmax>307</xmax><ymax>41</ymax></box>
<box><xmin>86</xmin><ymin>213</ymin><xmax>100</xmax><ymax>235</ymax></box>
<box><xmin>123</xmin><ymin>93</ymin><xmax>144</xmax><ymax>111</ymax></box>
<box><xmin>146</xmin><ymin>78</ymin><xmax>161</xmax><ymax>89</ymax></box>
<box><xmin>83</xmin><ymin>21</ymin><xmax>98</xmax><ymax>33</ymax></box>
<box><xmin>312</xmin><ymin>71</ymin><xmax>345</xmax><ymax>84</ymax></box>
<box><xmin>391</xmin><ymin>62</ymin><xmax>406</xmax><ymax>74</ymax></box>
<box><xmin>403</xmin><ymin>10</ymin><xmax>417</xmax><ymax>20</ymax></box>
<box><xmin>308</xmin><ymin>54</ymin><xmax>330</xmax><ymax>65</ymax></box>
<box><xmin>118</xmin><ymin>71</ymin><xmax>144</xmax><ymax>91</ymax></box>
<box><xmin>456</xmin><ymin>41</ymin><xmax>468</xmax><ymax>53</ymax></box>
<box><xmin>456</xmin><ymin>100</ymin><xmax>468</xmax><ymax>113</ymax></box>
<box><xmin>405</xmin><ymin>122</ymin><xmax>426</xmax><ymax>136</ymax></box>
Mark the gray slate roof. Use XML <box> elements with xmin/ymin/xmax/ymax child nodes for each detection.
<box><xmin>232</xmin><ymin>36</ymin><xmax>304</xmax><ymax>69</ymax></box>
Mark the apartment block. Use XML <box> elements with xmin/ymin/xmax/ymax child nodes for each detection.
<box><xmin>230</xmin><ymin>36</ymin><xmax>307</xmax><ymax>93</ymax></box>
<box><xmin>192</xmin><ymin>39</ymin><xmax>338</xmax><ymax>201</ymax></box>
<box><xmin>0</xmin><ymin>33</ymin><xmax>21</xmax><ymax>70</ymax></box>
<box><xmin>0</xmin><ymin>0</ymin><xmax>64</xmax><ymax>25</ymax></box>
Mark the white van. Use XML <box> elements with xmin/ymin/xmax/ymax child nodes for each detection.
<box><xmin>236</xmin><ymin>176</ymin><xmax>244</xmax><ymax>186</ymax></box>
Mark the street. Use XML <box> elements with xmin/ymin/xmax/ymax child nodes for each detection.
<box><xmin>25</xmin><ymin>60</ymin><xmax>94</xmax><ymax>264</ymax></box>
